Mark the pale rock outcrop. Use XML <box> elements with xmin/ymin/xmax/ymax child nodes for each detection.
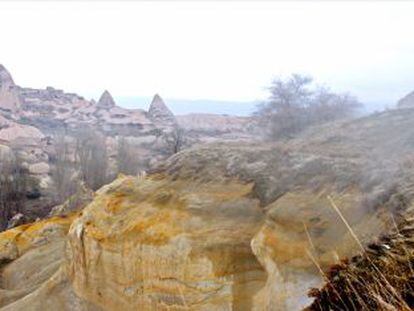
<box><xmin>0</xmin><ymin>65</ymin><xmax>15</xmax><ymax>88</ymax></box>
<box><xmin>28</xmin><ymin>162</ymin><xmax>50</xmax><ymax>175</ymax></box>
<box><xmin>0</xmin><ymin>143</ymin><xmax>13</xmax><ymax>159</ymax></box>
<box><xmin>97</xmin><ymin>90</ymin><xmax>116</xmax><ymax>109</ymax></box>
<box><xmin>0</xmin><ymin>123</ymin><xmax>45</xmax><ymax>147</ymax></box>
<box><xmin>397</xmin><ymin>90</ymin><xmax>414</xmax><ymax>108</ymax></box>
<box><xmin>6</xmin><ymin>213</ymin><xmax>25</xmax><ymax>230</ymax></box>
<box><xmin>0</xmin><ymin>114</ymin><xmax>12</xmax><ymax>128</ymax></box>
<box><xmin>177</xmin><ymin>113</ymin><xmax>255</xmax><ymax>143</ymax></box>
<box><xmin>148</xmin><ymin>94</ymin><xmax>177</xmax><ymax>127</ymax></box>
<box><xmin>0</xmin><ymin>65</ymin><xmax>21</xmax><ymax>114</ymax></box>
<box><xmin>177</xmin><ymin>113</ymin><xmax>250</xmax><ymax>133</ymax></box>
<box><xmin>0</xmin><ymin>65</ymin><xmax>258</xmax><ymax>236</ymax></box>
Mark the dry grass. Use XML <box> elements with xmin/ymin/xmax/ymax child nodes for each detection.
<box><xmin>306</xmin><ymin>198</ymin><xmax>414</xmax><ymax>310</ymax></box>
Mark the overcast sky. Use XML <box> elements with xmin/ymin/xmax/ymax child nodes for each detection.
<box><xmin>1</xmin><ymin>1</ymin><xmax>414</xmax><ymax>111</ymax></box>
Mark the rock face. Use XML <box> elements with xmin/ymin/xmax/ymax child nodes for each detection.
<box><xmin>1</xmin><ymin>108</ymin><xmax>414</xmax><ymax>309</ymax></box>
<box><xmin>49</xmin><ymin>182</ymin><xmax>94</xmax><ymax>217</ymax></box>
<box><xmin>97</xmin><ymin>90</ymin><xmax>116</xmax><ymax>109</ymax></box>
<box><xmin>18</xmin><ymin>85</ymin><xmax>153</xmax><ymax>133</ymax></box>
<box><xmin>0</xmin><ymin>65</ymin><xmax>14</xmax><ymax>87</ymax></box>
<box><xmin>177</xmin><ymin>113</ymin><xmax>250</xmax><ymax>132</ymax></box>
<box><xmin>0</xmin><ymin>213</ymin><xmax>99</xmax><ymax>310</ymax></box>
<box><xmin>0</xmin><ymin>65</ymin><xmax>21</xmax><ymax>114</ymax></box>
<box><xmin>148</xmin><ymin>94</ymin><xmax>177</xmax><ymax>127</ymax></box>
<box><xmin>397</xmin><ymin>90</ymin><xmax>414</xmax><ymax>108</ymax></box>
<box><xmin>0</xmin><ymin>122</ymin><xmax>45</xmax><ymax>146</ymax></box>
<box><xmin>0</xmin><ymin>66</ymin><xmax>166</xmax><ymax>223</ymax></box>
<box><xmin>6</xmin><ymin>213</ymin><xmax>25</xmax><ymax>229</ymax></box>
<box><xmin>67</xmin><ymin>175</ymin><xmax>266</xmax><ymax>310</ymax></box>
<box><xmin>177</xmin><ymin>113</ymin><xmax>254</xmax><ymax>143</ymax></box>
<box><xmin>0</xmin><ymin>64</ymin><xmax>255</xmax><ymax>230</ymax></box>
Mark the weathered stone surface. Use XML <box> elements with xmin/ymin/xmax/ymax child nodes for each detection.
<box><xmin>0</xmin><ymin>143</ymin><xmax>12</xmax><ymax>158</ymax></box>
<box><xmin>3</xmin><ymin>67</ymin><xmax>414</xmax><ymax>310</ymax></box>
<box><xmin>97</xmin><ymin>90</ymin><xmax>116</xmax><ymax>109</ymax></box>
<box><xmin>0</xmin><ymin>122</ymin><xmax>44</xmax><ymax>145</ymax></box>
<box><xmin>0</xmin><ymin>65</ymin><xmax>21</xmax><ymax>114</ymax></box>
<box><xmin>28</xmin><ymin>162</ymin><xmax>50</xmax><ymax>175</ymax></box>
<box><xmin>0</xmin><ymin>65</ymin><xmax>254</xmax><ymax>212</ymax></box>
<box><xmin>0</xmin><ymin>214</ymin><xmax>76</xmax><ymax>265</ymax></box>
<box><xmin>49</xmin><ymin>182</ymin><xmax>94</xmax><ymax>217</ymax></box>
<box><xmin>66</xmin><ymin>175</ymin><xmax>266</xmax><ymax>310</ymax></box>
<box><xmin>0</xmin><ymin>65</ymin><xmax>15</xmax><ymax>88</ymax></box>
<box><xmin>6</xmin><ymin>213</ymin><xmax>26</xmax><ymax>230</ymax></box>
<box><xmin>177</xmin><ymin>113</ymin><xmax>251</xmax><ymax>133</ymax></box>
<box><xmin>148</xmin><ymin>94</ymin><xmax>177</xmax><ymax>127</ymax></box>
<box><xmin>0</xmin><ymin>213</ymin><xmax>101</xmax><ymax>310</ymax></box>
<box><xmin>397</xmin><ymin>90</ymin><xmax>414</xmax><ymax>108</ymax></box>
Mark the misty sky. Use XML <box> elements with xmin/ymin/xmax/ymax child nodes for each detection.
<box><xmin>1</xmin><ymin>1</ymin><xmax>414</xmax><ymax>113</ymax></box>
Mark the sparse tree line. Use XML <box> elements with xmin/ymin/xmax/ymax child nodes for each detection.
<box><xmin>0</xmin><ymin>123</ymin><xmax>188</xmax><ymax>229</ymax></box>
<box><xmin>51</xmin><ymin>129</ymin><xmax>135</xmax><ymax>202</ymax></box>
<box><xmin>0</xmin><ymin>152</ymin><xmax>38</xmax><ymax>230</ymax></box>
<box><xmin>255</xmin><ymin>74</ymin><xmax>362</xmax><ymax>139</ymax></box>
<box><xmin>51</xmin><ymin>126</ymin><xmax>187</xmax><ymax>201</ymax></box>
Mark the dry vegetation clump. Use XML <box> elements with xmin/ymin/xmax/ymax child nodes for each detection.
<box><xmin>307</xmin><ymin>213</ymin><xmax>414</xmax><ymax>310</ymax></box>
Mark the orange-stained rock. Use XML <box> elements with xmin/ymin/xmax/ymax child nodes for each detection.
<box><xmin>66</xmin><ymin>175</ymin><xmax>266</xmax><ymax>310</ymax></box>
<box><xmin>0</xmin><ymin>213</ymin><xmax>76</xmax><ymax>263</ymax></box>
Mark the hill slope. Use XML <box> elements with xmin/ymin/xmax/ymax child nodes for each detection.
<box><xmin>1</xmin><ymin>107</ymin><xmax>414</xmax><ymax>309</ymax></box>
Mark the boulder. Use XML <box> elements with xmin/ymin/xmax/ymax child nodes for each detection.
<box><xmin>0</xmin><ymin>123</ymin><xmax>44</xmax><ymax>145</ymax></box>
<box><xmin>66</xmin><ymin>175</ymin><xmax>266</xmax><ymax>310</ymax></box>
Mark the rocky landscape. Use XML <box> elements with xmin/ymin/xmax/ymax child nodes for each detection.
<box><xmin>2</xmin><ymin>63</ymin><xmax>414</xmax><ymax>310</ymax></box>
<box><xmin>0</xmin><ymin>65</ymin><xmax>253</xmax><ymax>226</ymax></box>
<box><xmin>0</xmin><ymin>86</ymin><xmax>414</xmax><ymax>309</ymax></box>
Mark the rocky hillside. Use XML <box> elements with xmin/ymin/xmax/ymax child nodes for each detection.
<box><xmin>0</xmin><ymin>65</ymin><xmax>253</xmax><ymax>225</ymax></box>
<box><xmin>0</xmin><ymin>106</ymin><xmax>414</xmax><ymax>309</ymax></box>
<box><xmin>177</xmin><ymin>113</ymin><xmax>253</xmax><ymax>142</ymax></box>
<box><xmin>398</xmin><ymin>90</ymin><xmax>414</xmax><ymax>108</ymax></box>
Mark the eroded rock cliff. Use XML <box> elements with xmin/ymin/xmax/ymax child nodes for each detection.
<box><xmin>0</xmin><ymin>65</ymin><xmax>21</xmax><ymax>115</ymax></box>
<box><xmin>0</xmin><ymin>65</ymin><xmax>254</xmax><ymax>227</ymax></box>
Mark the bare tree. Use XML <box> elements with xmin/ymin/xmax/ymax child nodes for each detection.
<box><xmin>51</xmin><ymin>132</ymin><xmax>76</xmax><ymax>202</ymax></box>
<box><xmin>255</xmin><ymin>74</ymin><xmax>313</xmax><ymax>139</ymax></box>
<box><xmin>255</xmin><ymin>74</ymin><xmax>361</xmax><ymax>140</ymax></box>
<box><xmin>117</xmin><ymin>137</ymin><xmax>139</xmax><ymax>175</ymax></box>
<box><xmin>75</xmin><ymin>128</ymin><xmax>108</xmax><ymax>190</ymax></box>
<box><xmin>0</xmin><ymin>151</ymin><xmax>36</xmax><ymax>230</ymax></box>
<box><xmin>309</xmin><ymin>88</ymin><xmax>361</xmax><ymax>123</ymax></box>
<box><xmin>163</xmin><ymin>127</ymin><xmax>186</xmax><ymax>155</ymax></box>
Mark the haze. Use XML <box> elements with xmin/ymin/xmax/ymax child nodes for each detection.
<box><xmin>1</xmin><ymin>1</ymin><xmax>414</xmax><ymax>114</ymax></box>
